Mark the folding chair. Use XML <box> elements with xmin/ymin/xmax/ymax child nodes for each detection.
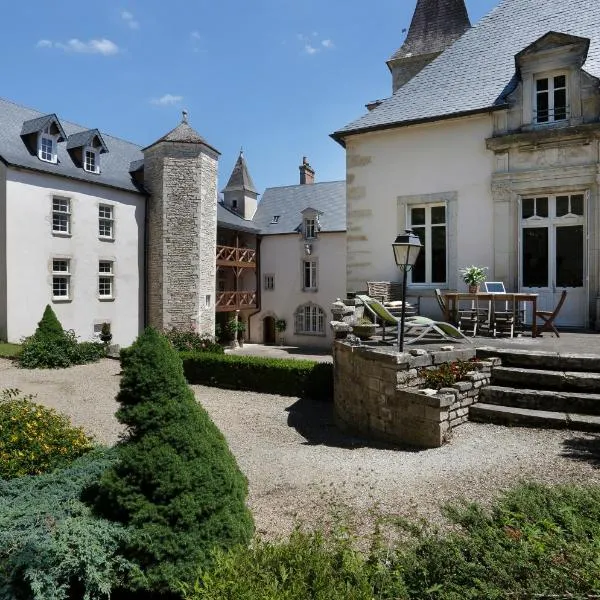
<box><xmin>534</xmin><ymin>290</ymin><xmax>567</xmax><ymax>338</ymax></box>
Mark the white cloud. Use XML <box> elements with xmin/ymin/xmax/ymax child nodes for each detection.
<box><xmin>321</xmin><ymin>39</ymin><xmax>334</xmax><ymax>49</ymax></box>
<box><xmin>121</xmin><ymin>10</ymin><xmax>140</xmax><ymax>30</ymax></box>
<box><xmin>304</xmin><ymin>44</ymin><xmax>318</xmax><ymax>55</ymax></box>
<box><xmin>296</xmin><ymin>33</ymin><xmax>334</xmax><ymax>55</ymax></box>
<box><xmin>191</xmin><ymin>30</ymin><xmax>202</xmax><ymax>40</ymax></box>
<box><xmin>151</xmin><ymin>94</ymin><xmax>184</xmax><ymax>106</ymax></box>
<box><xmin>38</xmin><ymin>38</ymin><xmax>120</xmax><ymax>55</ymax></box>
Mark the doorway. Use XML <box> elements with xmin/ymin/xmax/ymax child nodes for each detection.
<box><xmin>263</xmin><ymin>316</ymin><xmax>276</xmax><ymax>344</ymax></box>
<box><xmin>519</xmin><ymin>194</ymin><xmax>587</xmax><ymax>327</ymax></box>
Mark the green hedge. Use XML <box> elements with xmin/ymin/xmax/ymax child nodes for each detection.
<box><xmin>180</xmin><ymin>352</ymin><xmax>333</xmax><ymax>400</ymax></box>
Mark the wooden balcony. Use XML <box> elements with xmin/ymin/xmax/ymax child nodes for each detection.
<box><xmin>216</xmin><ymin>245</ymin><xmax>257</xmax><ymax>268</ymax></box>
<box><xmin>216</xmin><ymin>291</ymin><xmax>258</xmax><ymax>312</ymax></box>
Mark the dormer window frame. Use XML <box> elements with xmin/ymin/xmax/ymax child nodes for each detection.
<box><xmin>84</xmin><ymin>146</ymin><xmax>100</xmax><ymax>174</ymax></box>
<box><xmin>38</xmin><ymin>126</ymin><xmax>58</xmax><ymax>164</ymax></box>
<box><xmin>304</xmin><ymin>217</ymin><xmax>317</xmax><ymax>240</ymax></box>
<box><xmin>533</xmin><ymin>70</ymin><xmax>569</xmax><ymax>125</ymax></box>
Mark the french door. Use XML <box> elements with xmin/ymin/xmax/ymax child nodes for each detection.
<box><xmin>519</xmin><ymin>194</ymin><xmax>587</xmax><ymax>327</ymax></box>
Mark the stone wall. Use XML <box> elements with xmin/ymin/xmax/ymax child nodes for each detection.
<box><xmin>333</xmin><ymin>341</ymin><xmax>496</xmax><ymax>448</ymax></box>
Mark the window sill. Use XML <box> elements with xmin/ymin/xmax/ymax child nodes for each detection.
<box><xmin>52</xmin><ymin>231</ymin><xmax>72</xmax><ymax>238</ymax></box>
<box><xmin>295</xmin><ymin>331</ymin><xmax>326</xmax><ymax>337</ymax></box>
<box><xmin>98</xmin><ymin>297</ymin><xmax>115</xmax><ymax>302</ymax></box>
<box><xmin>302</xmin><ymin>288</ymin><xmax>318</xmax><ymax>293</ymax></box>
<box><xmin>52</xmin><ymin>297</ymin><xmax>72</xmax><ymax>303</ymax></box>
<box><xmin>99</xmin><ymin>236</ymin><xmax>115</xmax><ymax>243</ymax></box>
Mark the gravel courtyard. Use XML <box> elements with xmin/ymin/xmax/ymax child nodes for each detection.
<box><xmin>3</xmin><ymin>357</ymin><xmax>600</xmax><ymax>539</ymax></box>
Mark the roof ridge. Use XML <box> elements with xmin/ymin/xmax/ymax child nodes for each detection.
<box><xmin>262</xmin><ymin>179</ymin><xmax>345</xmax><ymax>193</ymax></box>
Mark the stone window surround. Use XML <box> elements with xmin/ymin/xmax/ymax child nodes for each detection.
<box><xmin>397</xmin><ymin>191</ymin><xmax>458</xmax><ymax>291</ymax></box>
<box><xmin>51</xmin><ymin>255</ymin><xmax>72</xmax><ymax>303</ymax></box>
<box><xmin>302</xmin><ymin>257</ymin><xmax>318</xmax><ymax>292</ymax></box>
<box><xmin>98</xmin><ymin>203</ymin><xmax>115</xmax><ymax>240</ymax></box>
<box><xmin>98</xmin><ymin>260</ymin><xmax>115</xmax><ymax>301</ymax></box>
<box><xmin>264</xmin><ymin>273</ymin><xmax>274</xmax><ymax>291</ymax></box>
<box><xmin>52</xmin><ymin>196</ymin><xmax>71</xmax><ymax>237</ymax></box>
<box><xmin>294</xmin><ymin>302</ymin><xmax>326</xmax><ymax>336</ymax></box>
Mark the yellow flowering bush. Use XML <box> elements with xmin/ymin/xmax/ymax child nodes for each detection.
<box><xmin>0</xmin><ymin>389</ymin><xmax>93</xmax><ymax>479</ymax></box>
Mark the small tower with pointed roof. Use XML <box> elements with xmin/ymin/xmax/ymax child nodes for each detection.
<box><xmin>388</xmin><ymin>0</ymin><xmax>471</xmax><ymax>93</ymax></box>
<box><xmin>142</xmin><ymin>110</ymin><xmax>220</xmax><ymax>336</ymax></box>
<box><xmin>222</xmin><ymin>150</ymin><xmax>259</xmax><ymax>220</ymax></box>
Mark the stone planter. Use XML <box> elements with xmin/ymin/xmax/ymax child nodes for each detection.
<box><xmin>352</xmin><ymin>323</ymin><xmax>377</xmax><ymax>340</ymax></box>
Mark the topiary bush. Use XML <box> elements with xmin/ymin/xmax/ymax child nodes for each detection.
<box><xmin>19</xmin><ymin>305</ymin><xmax>105</xmax><ymax>369</ymax></box>
<box><xmin>163</xmin><ymin>327</ymin><xmax>224</xmax><ymax>354</ymax></box>
<box><xmin>0</xmin><ymin>448</ymin><xmax>134</xmax><ymax>600</ymax></box>
<box><xmin>0</xmin><ymin>388</ymin><xmax>94</xmax><ymax>479</ymax></box>
<box><xmin>90</xmin><ymin>327</ymin><xmax>253</xmax><ymax>596</ymax></box>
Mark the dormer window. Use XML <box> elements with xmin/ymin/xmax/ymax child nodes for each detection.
<box><xmin>535</xmin><ymin>73</ymin><xmax>568</xmax><ymax>123</ymax></box>
<box><xmin>271</xmin><ymin>215</ymin><xmax>280</xmax><ymax>224</ymax></box>
<box><xmin>304</xmin><ymin>218</ymin><xmax>316</xmax><ymax>239</ymax></box>
<box><xmin>84</xmin><ymin>148</ymin><xmax>99</xmax><ymax>174</ymax></box>
<box><xmin>66</xmin><ymin>128</ymin><xmax>108</xmax><ymax>174</ymax></box>
<box><xmin>39</xmin><ymin>126</ymin><xmax>57</xmax><ymax>163</ymax></box>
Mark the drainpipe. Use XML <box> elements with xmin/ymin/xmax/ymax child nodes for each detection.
<box><xmin>247</xmin><ymin>234</ymin><xmax>262</xmax><ymax>340</ymax></box>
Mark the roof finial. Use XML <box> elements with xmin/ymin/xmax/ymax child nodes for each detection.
<box><xmin>182</xmin><ymin>110</ymin><xmax>188</xmax><ymax>124</ymax></box>
<box><xmin>240</xmin><ymin>146</ymin><xmax>244</xmax><ymax>157</ymax></box>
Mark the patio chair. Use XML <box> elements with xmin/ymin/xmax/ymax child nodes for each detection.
<box><xmin>356</xmin><ymin>295</ymin><xmax>471</xmax><ymax>346</ymax></box>
<box><xmin>534</xmin><ymin>290</ymin><xmax>567</xmax><ymax>338</ymax></box>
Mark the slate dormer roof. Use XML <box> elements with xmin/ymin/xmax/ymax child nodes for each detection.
<box><xmin>20</xmin><ymin>113</ymin><xmax>67</xmax><ymax>140</ymax></box>
<box><xmin>333</xmin><ymin>0</ymin><xmax>600</xmax><ymax>142</ymax></box>
<box><xmin>66</xmin><ymin>129</ymin><xmax>109</xmax><ymax>153</ymax></box>
<box><xmin>222</xmin><ymin>151</ymin><xmax>258</xmax><ymax>195</ymax></box>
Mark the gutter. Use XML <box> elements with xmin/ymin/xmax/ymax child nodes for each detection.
<box><xmin>247</xmin><ymin>235</ymin><xmax>262</xmax><ymax>340</ymax></box>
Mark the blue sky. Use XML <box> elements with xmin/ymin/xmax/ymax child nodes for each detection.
<box><xmin>3</xmin><ymin>0</ymin><xmax>499</xmax><ymax>195</ymax></box>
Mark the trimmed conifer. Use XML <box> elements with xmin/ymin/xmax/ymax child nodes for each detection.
<box><xmin>92</xmin><ymin>327</ymin><xmax>253</xmax><ymax>595</ymax></box>
<box><xmin>36</xmin><ymin>304</ymin><xmax>66</xmax><ymax>341</ymax></box>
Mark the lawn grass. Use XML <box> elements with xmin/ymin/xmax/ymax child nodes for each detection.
<box><xmin>0</xmin><ymin>342</ymin><xmax>21</xmax><ymax>358</ymax></box>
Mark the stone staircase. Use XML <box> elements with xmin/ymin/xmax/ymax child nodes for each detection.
<box><xmin>470</xmin><ymin>347</ymin><xmax>600</xmax><ymax>431</ymax></box>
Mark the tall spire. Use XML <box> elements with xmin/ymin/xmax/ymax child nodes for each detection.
<box><xmin>222</xmin><ymin>150</ymin><xmax>259</xmax><ymax>220</ymax></box>
<box><xmin>388</xmin><ymin>0</ymin><xmax>471</xmax><ymax>93</ymax></box>
<box><xmin>222</xmin><ymin>149</ymin><xmax>257</xmax><ymax>195</ymax></box>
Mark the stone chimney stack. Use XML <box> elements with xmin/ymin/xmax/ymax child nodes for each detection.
<box><xmin>388</xmin><ymin>0</ymin><xmax>471</xmax><ymax>93</ymax></box>
<box><xmin>299</xmin><ymin>156</ymin><xmax>315</xmax><ymax>185</ymax></box>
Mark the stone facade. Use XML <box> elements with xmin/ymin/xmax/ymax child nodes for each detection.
<box><xmin>144</xmin><ymin>138</ymin><xmax>219</xmax><ymax>336</ymax></box>
<box><xmin>333</xmin><ymin>341</ymin><xmax>495</xmax><ymax>448</ymax></box>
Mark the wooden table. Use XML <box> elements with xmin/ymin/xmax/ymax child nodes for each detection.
<box><xmin>442</xmin><ymin>293</ymin><xmax>539</xmax><ymax>338</ymax></box>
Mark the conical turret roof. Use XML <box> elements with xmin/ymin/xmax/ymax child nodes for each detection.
<box><xmin>389</xmin><ymin>0</ymin><xmax>471</xmax><ymax>62</ymax></box>
<box><xmin>222</xmin><ymin>150</ymin><xmax>257</xmax><ymax>195</ymax></box>
<box><xmin>143</xmin><ymin>111</ymin><xmax>219</xmax><ymax>154</ymax></box>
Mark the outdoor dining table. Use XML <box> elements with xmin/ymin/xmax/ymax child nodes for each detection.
<box><xmin>442</xmin><ymin>292</ymin><xmax>539</xmax><ymax>338</ymax></box>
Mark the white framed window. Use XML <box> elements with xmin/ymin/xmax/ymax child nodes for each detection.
<box><xmin>303</xmin><ymin>259</ymin><xmax>317</xmax><ymax>291</ymax></box>
<box><xmin>264</xmin><ymin>274</ymin><xmax>275</xmax><ymax>291</ymax></box>
<box><xmin>52</xmin><ymin>197</ymin><xmax>71</xmax><ymax>235</ymax></box>
<box><xmin>98</xmin><ymin>204</ymin><xmax>114</xmax><ymax>239</ymax></box>
<box><xmin>304</xmin><ymin>218</ymin><xmax>316</xmax><ymax>239</ymax></box>
<box><xmin>294</xmin><ymin>303</ymin><xmax>325</xmax><ymax>335</ymax></box>
<box><xmin>270</xmin><ymin>215</ymin><xmax>280</xmax><ymax>224</ymax></box>
<box><xmin>408</xmin><ymin>204</ymin><xmax>447</xmax><ymax>285</ymax></box>
<box><xmin>52</xmin><ymin>259</ymin><xmax>70</xmax><ymax>300</ymax></box>
<box><xmin>84</xmin><ymin>148</ymin><xmax>100</xmax><ymax>173</ymax></box>
<box><xmin>205</xmin><ymin>294</ymin><xmax>212</xmax><ymax>309</ymax></box>
<box><xmin>38</xmin><ymin>126</ymin><xmax>57</xmax><ymax>163</ymax></box>
<box><xmin>98</xmin><ymin>261</ymin><xmax>114</xmax><ymax>299</ymax></box>
<box><xmin>535</xmin><ymin>73</ymin><xmax>568</xmax><ymax>124</ymax></box>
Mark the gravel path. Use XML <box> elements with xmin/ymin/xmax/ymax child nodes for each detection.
<box><xmin>3</xmin><ymin>358</ymin><xmax>600</xmax><ymax>539</ymax></box>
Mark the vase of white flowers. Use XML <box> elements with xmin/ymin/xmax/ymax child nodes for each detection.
<box><xmin>459</xmin><ymin>265</ymin><xmax>488</xmax><ymax>293</ymax></box>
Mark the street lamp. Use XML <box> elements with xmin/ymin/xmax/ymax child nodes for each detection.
<box><xmin>392</xmin><ymin>229</ymin><xmax>422</xmax><ymax>352</ymax></box>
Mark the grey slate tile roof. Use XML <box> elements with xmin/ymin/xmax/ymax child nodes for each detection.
<box><xmin>0</xmin><ymin>97</ymin><xmax>144</xmax><ymax>193</ymax></box>
<box><xmin>222</xmin><ymin>151</ymin><xmax>258</xmax><ymax>194</ymax></box>
<box><xmin>66</xmin><ymin>129</ymin><xmax>108</xmax><ymax>153</ymax></box>
<box><xmin>145</xmin><ymin>119</ymin><xmax>219</xmax><ymax>155</ymax></box>
<box><xmin>335</xmin><ymin>0</ymin><xmax>600</xmax><ymax>138</ymax></box>
<box><xmin>217</xmin><ymin>203</ymin><xmax>261</xmax><ymax>233</ymax></box>
<box><xmin>253</xmin><ymin>181</ymin><xmax>346</xmax><ymax>235</ymax></box>
<box><xmin>21</xmin><ymin>114</ymin><xmax>67</xmax><ymax>140</ymax></box>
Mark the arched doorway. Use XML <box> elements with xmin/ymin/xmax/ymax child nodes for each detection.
<box><xmin>263</xmin><ymin>316</ymin><xmax>276</xmax><ymax>344</ymax></box>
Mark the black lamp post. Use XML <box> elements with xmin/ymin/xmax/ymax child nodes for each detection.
<box><xmin>392</xmin><ymin>229</ymin><xmax>422</xmax><ymax>352</ymax></box>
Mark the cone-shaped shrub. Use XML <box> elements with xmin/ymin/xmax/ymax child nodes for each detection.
<box><xmin>36</xmin><ymin>304</ymin><xmax>66</xmax><ymax>341</ymax></box>
<box><xmin>91</xmin><ymin>327</ymin><xmax>253</xmax><ymax>595</ymax></box>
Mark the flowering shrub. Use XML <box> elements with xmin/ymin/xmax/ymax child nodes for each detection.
<box><xmin>163</xmin><ymin>327</ymin><xmax>224</xmax><ymax>354</ymax></box>
<box><xmin>0</xmin><ymin>389</ymin><xmax>93</xmax><ymax>479</ymax></box>
<box><xmin>422</xmin><ymin>360</ymin><xmax>478</xmax><ymax>390</ymax></box>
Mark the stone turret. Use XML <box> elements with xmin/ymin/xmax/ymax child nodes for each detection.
<box><xmin>388</xmin><ymin>0</ymin><xmax>471</xmax><ymax>93</ymax></box>
<box><xmin>143</xmin><ymin>111</ymin><xmax>219</xmax><ymax>336</ymax></box>
<box><xmin>222</xmin><ymin>150</ymin><xmax>258</xmax><ymax>220</ymax></box>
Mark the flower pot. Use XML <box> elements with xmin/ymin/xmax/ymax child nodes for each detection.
<box><xmin>352</xmin><ymin>323</ymin><xmax>377</xmax><ymax>340</ymax></box>
<box><xmin>468</xmin><ymin>284</ymin><xmax>480</xmax><ymax>294</ymax></box>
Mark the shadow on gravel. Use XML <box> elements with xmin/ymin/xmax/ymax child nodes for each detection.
<box><xmin>562</xmin><ymin>434</ymin><xmax>600</xmax><ymax>468</ymax></box>
<box><xmin>285</xmin><ymin>397</ymin><xmax>418</xmax><ymax>451</ymax></box>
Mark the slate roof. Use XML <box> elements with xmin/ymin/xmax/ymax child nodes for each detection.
<box><xmin>217</xmin><ymin>203</ymin><xmax>261</xmax><ymax>233</ymax></box>
<box><xmin>253</xmin><ymin>181</ymin><xmax>346</xmax><ymax>235</ymax></box>
<box><xmin>21</xmin><ymin>114</ymin><xmax>66</xmax><ymax>140</ymax></box>
<box><xmin>389</xmin><ymin>0</ymin><xmax>470</xmax><ymax>62</ymax></box>
<box><xmin>334</xmin><ymin>0</ymin><xmax>600</xmax><ymax>140</ymax></box>
<box><xmin>222</xmin><ymin>151</ymin><xmax>258</xmax><ymax>194</ymax></box>
<box><xmin>145</xmin><ymin>118</ymin><xmax>219</xmax><ymax>155</ymax></box>
<box><xmin>0</xmin><ymin>97</ymin><xmax>144</xmax><ymax>193</ymax></box>
<box><xmin>66</xmin><ymin>129</ymin><xmax>108</xmax><ymax>153</ymax></box>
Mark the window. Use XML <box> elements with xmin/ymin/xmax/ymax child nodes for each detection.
<box><xmin>205</xmin><ymin>294</ymin><xmax>212</xmax><ymax>308</ymax></box>
<box><xmin>303</xmin><ymin>260</ymin><xmax>317</xmax><ymax>290</ymax></box>
<box><xmin>98</xmin><ymin>261</ymin><xmax>114</xmax><ymax>299</ymax></box>
<box><xmin>52</xmin><ymin>259</ymin><xmax>70</xmax><ymax>300</ymax></box>
<box><xmin>84</xmin><ymin>149</ymin><xmax>99</xmax><ymax>173</ymax></box>
<box><xmin>295</xmin><ymin>303</ymin><xmax>325</xmax><ymax>335</ymax></box>
<box><xmin>264</xmin><ymin>274</ymin><xmax>274</xmax><ymax>290</ymax></box>
<box><xmin>535</xmin><ymin>74</ymin><xmax>568</xmax><ymax>123</ymax></box>
<box><xmin>232</xmin><ymin>199</ymin><xmax>238</xmax><ymax>210</ymax></box>
<box><xmin>271</xmin><ymin>215</ymin><xmax>280</xmax><ymax>224</ymax></box>
<box><xmin>98</xmin><ymin>204</ymin><xmax>114</xmax><ymax>239</ymax></box>
<box><xmin>409</xmin><ymin>204</ymin><xmax>447</xmax><ymax>284</ymax></box>
<box><xmin>304</xmin><ymin>218</ymin><xmax>316</xmax><ymax>239</ymax></box>
<box><xmin>38</xmin><ymin>126</ymin><xmax>57</xmax><ymax>163</ymax></box>
<box><xmin>52</xmin><ymin>198</ymin><xmax>71</xmax><ymax>235</ymax></box>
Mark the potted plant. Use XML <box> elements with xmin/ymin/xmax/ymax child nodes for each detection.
<box><xmin>99</xmin><ymin>322</ymin><xmax>112</xmax><ymax>345</ymax></box>
<box><xmin>226</xmin><ymin>318</ymin><xmax>246</xmax><ymax>348</ymax></box>
<box><xmin>459</xmin><ymin>265</ymin><xmax>488</xmax><ymax>293</ymax></box>
<box><xmin>275</xmin><ymin>318</ymin><xmax>287</xmax><ymax>346</ymax></box>
<box><xmin>352</xmin><ymin>317</ymin><xmax>377</xmax><ymax>340</ymax></box>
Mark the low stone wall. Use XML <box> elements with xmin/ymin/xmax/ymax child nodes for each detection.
<box><xmin>333</xmin><ymin>341</ymin><xmax>497</xmax><ymax>449</ymax></box>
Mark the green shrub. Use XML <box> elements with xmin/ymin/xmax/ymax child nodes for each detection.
<box><xmin>91</xmin><ymin>328</ymin><xmax>253</xmax><ymax>596</ymax></box>
<box><xmin>0</xmin><ymin>448</ymin><xmax>133</xmax><ymax>600</ymax></box>
<box><xmin>164</xmin><ymin>327</ymin><xmax>224</xmax><ymax>354</ymax></box>
<box><xmin>0</xmin><ymin>389</ymin><xmax>93</xmax><ymax>479</ymax></box>
<box><xmin>180</xmin><ymin>353</ymin><xmax>333</xmax><ymax>400</ymax></box>
<box><xmin>36</xmin><ymin>304</ymin><xmax>65</xmax><ymax>341</ymax></box>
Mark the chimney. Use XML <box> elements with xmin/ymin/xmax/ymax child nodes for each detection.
<box><xmin>299</xmin><ymin>156</ymin><xmax>315</xmax><ymax>185</ymax></box>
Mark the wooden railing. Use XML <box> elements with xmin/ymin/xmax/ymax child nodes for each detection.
<box><xmin>216</xmin><ymin>245</ymin><xmax>257</xmax><ymax>266</ymax></box>
<box><xmin>215</xmin><ymin>291</ymin><xmax>258</xmax><ymax>311</ymax></box>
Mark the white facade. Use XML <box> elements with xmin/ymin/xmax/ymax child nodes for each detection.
<box><xmin>251</xmin><ymin>231</ymin><xmax>347</xmax><ymax>348</ymax></box>
<box><xmin>1</xmin><ymin>168</ymin><xmax>145</xmax><ymax>346</ymax></box>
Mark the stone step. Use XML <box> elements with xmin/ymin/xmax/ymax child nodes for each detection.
<box><xmin>480</xmin><ymin>385</ymin><xmax>600</xmax><ymax>415</ymax></box>
<box><xmin>470</xmin><ymin>403</ymin><xmax>600</xmax><ymax>432</ymax></box>
<box><xmin>476</xmin><ymin>347</ymin><xmax>600</xmax><ymax>373</ymax></box>
<box><xmin>491</xmin><ymin>366</ymin><xmax>600</xmax><ymax>393</ymax></box>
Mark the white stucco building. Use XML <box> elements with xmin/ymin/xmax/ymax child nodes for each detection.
<box><xmin>333</xmin><ymin>0</ymin><xmax>600</xmax><ymax>328</ymax></box>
